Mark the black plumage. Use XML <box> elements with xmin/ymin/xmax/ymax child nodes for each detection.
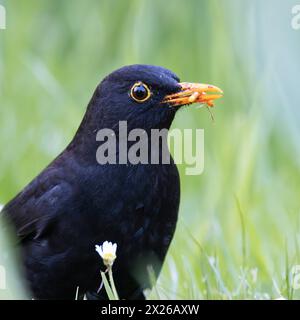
<box><xmin>2</xmin><ymin>65</ymin><xmax>184</xmax><ymax>299</ymax></box>
<box><xmin>2</xmin><ymin>63</ymin><xmax>225</xmax><ymax>300</ymax></box>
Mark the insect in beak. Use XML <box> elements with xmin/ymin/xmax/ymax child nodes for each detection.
<box><xmin>162</xmin><ymin>82</ymin><xmax>223</xmax><ymax>107</ymax></box>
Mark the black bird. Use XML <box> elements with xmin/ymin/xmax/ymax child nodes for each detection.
<box><xmin>1</xmin><ymin>65</ymin><xmax>222</xmax><ymax>299</ymax></box>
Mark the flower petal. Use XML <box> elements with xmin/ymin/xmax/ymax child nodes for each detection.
<box><xmin>103</xmin><ymin>241</ymin><xmax>109</xmax><ymax>252</ymax></box>
<box><xmin>95</xmin><ymin>245</ymin><xmax>103</xmax><ymax>258</ymax></box>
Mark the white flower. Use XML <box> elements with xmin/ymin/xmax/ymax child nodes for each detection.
<box><xmin>95</xmin><ymin>241</ymin><xmax>117</xmax><ymax>267</ymax></box>
<box><xmin>0</xmin><ymin>204</ymin><xmax>3</xmax><ymax>212</ymax></box>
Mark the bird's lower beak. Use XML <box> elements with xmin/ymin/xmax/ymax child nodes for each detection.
<box><xmin>162</xmin><ymin>82</ymin><xmax>223</xmax><ymax>107</ymax></box>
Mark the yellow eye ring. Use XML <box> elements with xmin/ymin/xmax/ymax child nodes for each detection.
<box><xmin>130</xmin><ymin>82</ymin><xmax>151</xmax><ymax>103</ymax></box>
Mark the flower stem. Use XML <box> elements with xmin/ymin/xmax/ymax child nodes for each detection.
<box><xmin>108</xmin><ymin>267</ymin><xmax>119</xmax><ymax>300</ymax></box>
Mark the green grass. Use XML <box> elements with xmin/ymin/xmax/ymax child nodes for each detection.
<box><xmin>1</xmin><ymin>0</ymin><xmax>300</xmax><ymax>300</ymax></box>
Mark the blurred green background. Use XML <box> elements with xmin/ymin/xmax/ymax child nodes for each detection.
<box><xmin>1</xmin><ymin>0</ymin><xmax>300</xmax><ymax>299</ymax></box>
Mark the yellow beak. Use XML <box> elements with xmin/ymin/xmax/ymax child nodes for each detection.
<box><xmin>162</xmin><ymin>82</ymin><xmax>223</xmax><ymax>107</ymax></box>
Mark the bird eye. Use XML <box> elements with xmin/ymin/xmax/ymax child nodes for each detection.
<box><xmin>130</xmin><ymin>82</ymin><xmax>151</xmax><ymax>103</ymax></box>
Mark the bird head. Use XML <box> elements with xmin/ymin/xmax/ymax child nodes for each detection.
<box><xmin>81</xmin><ymin>64</ymin><xmax>223</xmax><ymax>132</ymax></box>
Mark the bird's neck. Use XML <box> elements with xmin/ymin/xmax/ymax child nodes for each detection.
<box><xmin>67</xmin><ymin>92</ymin><xmax>176</xmax><ymax>164</ymax></box>
<box><xmin>68</xmin><ymin>119</ymin><xmax>174</xmax><ymax>165</ymax></box>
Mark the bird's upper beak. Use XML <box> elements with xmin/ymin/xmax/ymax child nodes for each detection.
<box><xmin>162</xmin><ymin>82</ymin><xmax>223</xmax><ymax>107</ymax></box>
